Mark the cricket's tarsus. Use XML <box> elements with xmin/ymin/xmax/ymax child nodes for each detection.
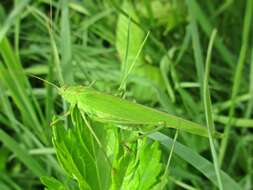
<box><xmin>49</xmin><ymin>111</ymin><xmax>71</xmax><ymax>126</ymax></box>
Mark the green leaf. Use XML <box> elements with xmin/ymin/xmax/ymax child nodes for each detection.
<box><xmin>41</xmin><ymin>176</ymin><xmax>66</xmax><ymax>190</ymax></box>
<box><xmin>109</xmin><ymin>129</ymin><xmax>135</xmax><ymax>190</ymax></box>
<box><xmin>121</xmin><ymin>138</ymin><xmax>162</xmax><ymax>190</ymax></box>
<box><xmin>52</xmin><ymin>107</ymin><xmax>111</xmax><ymax>190</ymax></box>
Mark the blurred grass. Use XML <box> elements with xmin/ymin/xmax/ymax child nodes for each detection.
<box><xmin>219</xmin><ymin>0</ymin><xmax>253</xmax><ymax>165</ymax></box>
<box><xmin>203</xmin><ymin>29</ymin><xmax>223</xmax><ymax>190</ymax></box>
<box><xmin>0</xmin><ymin>0</ymin><xmax>252</xmax><ymax>189</ymax></box>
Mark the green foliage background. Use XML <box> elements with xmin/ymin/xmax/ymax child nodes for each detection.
<box><xmin>0</xmin><ymin>0</ymin><xmax>252</xmax><ymax>189</ymax></box>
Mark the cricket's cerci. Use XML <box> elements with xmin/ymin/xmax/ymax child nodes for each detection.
<box><xmin>60</xmin><ymin>85</ymin><xmax>222</xmax><ymax>138</ymax></box>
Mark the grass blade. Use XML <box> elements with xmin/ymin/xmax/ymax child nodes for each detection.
<box><xmin>219</xmin><ymin>0</ymin><xmax>253</xmax><ymax>165</ymax></box>
<box><xmin>245</xmin><ymin>48</ymin><xmax>253</xmax><ymax>118</ymax></box>
<box><xmin>203</xmin><ymin>29</ymin><xmax>223</xmax><ymax>190</ymax></box>
<box><xmin>0</xmin><ymin>0</ymin><xmax>30</xmax><ymax>43</ymax></box>
<box><xmin>60</xmin><ymin>0</ymin><xmax>73</xmax><ymax>84</ymax></box>
<box><xmin>187</xmin><ymin>0</ymin><xmax>236</xmax><ymax>67</ymax></box>
<box><xmin>119</xmin><ymin>31</ymin><xmax>150</xmax><ymax>89</ymax></box>
<box><xmin>0</xmin><ymin>129</ymin><xmax>47</xmax><ymax>177</ymax></box>
<box><xmin>214</xmin><ymin>115</ymin><xmax>253</xmax><ymax>128</ymax></box>
<box><xmin>149</xmin><ymin>132</ymin><xmax>241</xmax><ymax>190</ymax></box>
<box><xmin>187</xmin><ymin>1</ymin><xmax>205</xmax><ymax>98</ymax></box>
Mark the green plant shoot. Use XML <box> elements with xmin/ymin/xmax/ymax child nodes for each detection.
<box><xmin>58</xmin><ymin>85</ymin><xmax>222</xmax><ymax>138</ymax></box>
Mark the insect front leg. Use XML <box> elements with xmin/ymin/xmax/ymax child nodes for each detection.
<box><xmin>50</xmin><ymin>110</ymin><xmax>71</xmax><ymax>126</ymax></box>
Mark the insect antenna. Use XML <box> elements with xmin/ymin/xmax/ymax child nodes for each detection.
<box><xmin>29</xmin><ymin>74</ymin><xmax>60</xmax><ymax>91</ymax></box>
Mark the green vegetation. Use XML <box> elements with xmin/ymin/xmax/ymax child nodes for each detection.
<box><xmin>0</xmin><ymin>0</ymin><xmax>252</xmax><ymax>189</ymax></box>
